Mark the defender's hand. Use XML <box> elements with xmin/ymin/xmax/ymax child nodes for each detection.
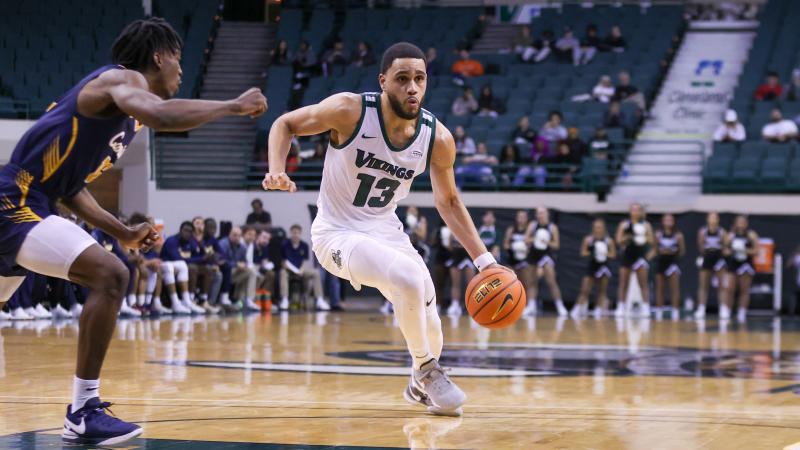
<box><xmin>120</xmin><ymin>223</ymin><xmax>159</xmax><ymax>252</ymax></box>
<box><xmin>234</xmin><ymin>88</ymin><xmax>268</xmax><ymax>118</ymax></box>
<box><xmin>262</xmin><ymin>172</ymin><xmax>297</xmax><ymax>192</ymax></box>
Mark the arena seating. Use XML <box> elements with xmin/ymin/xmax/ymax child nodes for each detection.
<box><xmin>0</xmin><ymin>0</ymin><xmax>218</xmax><ymax>119</ymax></box>
<box><xmin>705</xmin><ymin>0</ymin><xmax>800</xmax><ymax>193</ymax></box>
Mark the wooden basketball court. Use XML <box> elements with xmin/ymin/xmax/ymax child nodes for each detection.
<box><xmin>1</xmin><ymin>311</ymin><xmax>799</xmax><ymax>449</ymax></box>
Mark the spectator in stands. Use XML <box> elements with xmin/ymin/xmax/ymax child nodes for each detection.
<box><xmin>592</xmin><ymin>75</ymin><xmax>615</xmax><ymax>103</ymax></box>
<box><xmin>306</xmin><ymin>142</ymin><xmax>326</xmax><ymax>164</ymax></box>
<box><xmin>218</xmin><ymin>226</ymin><xmax>247</xmax><ymax>309</ymax></box>
<box><xmin>426</xmin><ymin>47</ymin><xmax>441</xmax><ymax>75</ymax></box>
<box><xmin>321</xmin><ymin>38</ymin><xmax>349</xmax><ymax>77</ymax></box>
<box><xmin>554</xmin><ymin>27</ymin><xmax>581</xmax><ymax>66</ymax></box>
<box><xmin>543</xmin><ymin>141</ymin><xmax>582</xmax><ymax>188</ymax></box>
<box><xmin>603</xmin><ymin>101</ymin><xmax>631</xmax><ymax>135</ymax></box>
<box><xmin>532</xmin><ymin>29</ymin><xmax>555</xmax><ymax>63</ymax></box>
<box><xmin>192</xmin><ymin>216</ymin><xmax>221</xmax><ymax>312</ymax></box>
<box><xmin>351</xmin><ymin>41</ymin><xmax>376</xmax><ymax>67</ymax></box>
<box><xmin>565</xmin><ymin>127</ymin><xmax>588</xmax><ymax>159</ymax></box>
<box><xmin>292</xmin><ymin>40</ymin><xmax>316</xmax><ymax>89</ymax></box>
<box><xmin>589</xmin><ymin>127</ymin><xmax>616</xmax><ymax>175</ymax></box>
<box><xmin>454</xmin><ymin>125</ymin><xmax>477</xmax><ymax>156</ymax></box>
<box><xmin>512</xmin><ymin>26</ymin><xmax>537</xmax><ymax>63</ymax></box>
<box><xmin>233</xmin><ymin>226</ymin><xmax>261</xmax><ymax>311</ymax></box>
<box><xmin>512</xmin><ymin>115</ymin><xmax>536</xmax><ymax>146</ymax></box>
<box><xmin>278</xmin><ymin>224</ymin><xmax>329</xmax><ymax>311</ymax></box>
<box><xmin>499</xmin><ymin>144</ymin><xmax>520</xmax><ymax>186</ymax></box>
<box><xmin>286</xmin><ymin>143</ymin><xmax>301</xmax><ymax>173</ymax></box>
<box><xmin>713</xmin><ymin>109</ymin><xmax>746</xmax><ymax>142</ymax></box>
<box><xmin>246</xmin><ymin>199</ymin><xmax>272</xmax><ymax>230</ymax></box>
<box><xmin>539</xmin><ymin>111</ymin><xmax>568</xmax><ymax>150</ymax></box>
<box><xmin>201</xmin><ymin>218</ymin><xmax>224</xmax><ymax>309</ymax></box>
<box><xmin>451</xmin><ymin>86</ymin><xmax>478</xmax><ymax>117</ymax></box>
<box><xmin>252</xmin><ymin>230</ymin><xmax>276</xmax><ymax>309</ymax></box>
<box><xmin>783</xmin><ymin>68</ymin><xmax>800</xmax><ymax>102</ymax></box>
<box><xmin>477</xmin><ymin>85</ymin><xmax>503</xmax><ymax>117</ymax></box>
<box><xmin>612</xmin><ymin>71</ymin><xmax>645</xmax><ymax>111</ymax></box>
<box><xmin>578</xmin><ymin>24</ymin><xmax>600</xmax><ymax>65</ymax></box>
<box><xmin>603</xmin><ymin>25</ymin><xmax>626</xmax><ymax>52</ymax></box>
<box><xmin>455</xmin><ymin>142</ymin><xmax>498</xmax><ymax>187</ymax></box>
<box><xmin>270</xmin><ymin>40</ymin><xmax>291</xmax><ymax>66</ymax></box>
<box><xmin>754</xmin><ymin>71</ymin><xmax>783</xmax><ymax>101</ymax></box>
<box><xmin>451</xmin><ymin>49</ymin><xmax>485</xmax><ymax>79</ymax></box>
<box><xmin>762</xmin><ymin>108</ymin><xmax>799</xmax><ymax>142</ymax></box>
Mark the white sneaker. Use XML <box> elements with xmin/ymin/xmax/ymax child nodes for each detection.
<box><xmin>640</xmin><ymin>303</ymin><xmax>651</xmax><ymax>318</ymax></box>
<box><xmin>693</xmin><ymin>305</ymin><xmax>706</xmax><ymax>320</ymax></box>
<box><xmin>614</xmin><ymin>304</ymin><xmax>625</xmax><ymax>318</ymax></box>
<box><xmin>119</xmin><ymin>302</ymin><xmax>141</xmax><ymax>317</ymax></box>
<box><xmin>654</xmin><ymin>308</ymin><xmax>663</xmax><ymax>321</ymax></box>
<box><xmin>171</xmin><ymin>300</ymin><xmax>191</xmax><ymax>314</ymax></box>
<box><xmin>70</xmin><ymin>303</ymin><xmax>83</xmax><ymax>318</ymax></box>
<box><xmin>569</xmin><ymin>305</ymin><xmax>582</xmax><ymax>319</ymax></box>
<box><xmin>34</xmin><ymin>304</ymin><xmax>53</xmax><ymax>319</ymax></box>
<box><xmin>315</xmin><ymin>297</ymin><xmax>331</xmax><ymax>311</ymax></box>
<box><xmin>522</xmin><ymin>301</ymin><xmax>537</xmax><ymax>317</ymax></box>
<box><xmin>220</xmin><ymin>296</ymin><xmax>233</xmax><ymax>307</ymax></box>
<box><xmin>719</xmin><ymin>304</ymin><xmax>731</xmax><ymax>320</ymax></box>
<box><xmin>278</xmin><ymin>297</ymin><xmax>289</xmax><ymax>311</ymax></box>
<box><xmin>737</xmin><ymin>308</ymin><xmax>746</xmax><ymax>323</ymax></box>
<box><xmin>592</xmin><ymin>307</ymin><xmax>603</xmax><ymax>319</ymax></box>
<box><xmin>671</xmin><ymin>309</ymin><xmax>680</xmax><ymax>321</ymax></box>
<box><xmin>244</xmin><ymin>298</ymin><xmax>260</xmax><ymax>311</ymax></box>
<box><xmin>555</xmin><ymin>300</ymin><xmax>568</xmax><ymax>317</ymax></box>
<box><xmin>10</xmin><ymin>307</ymin><xmax>33</xmax><ymax>320</ymax></box>
<box><xmin>53</xmin><ymin>304</ymin><xmax>72</xmax><ymax>319</ymax></box>
<box><xmin>25</xmin><ymin>307</ymin><xmax>48</xmax><ymax>319</ymax></box>
<box><xmin>446</xmin><ymin>301</ymin><xmax>462</xmax><ymax>316</ymax></box>
<box><xmin>379</xmin><ymin>301</ymin><xmax>393</xmax><ymax>315</ymax></box>
<box><xmin>183</xmin><ymin>298</ymin><xmax>206</xmax><ymax>314</ymax></box>
<box><xmin>0</xmin><ymin>309</ymin><xmax>10</xmax><ymax>320</ymax></box>
<box><xmin>151</xmin><ymin>297</ymin><xmax>172</xmax><ymax>315</ymax></box>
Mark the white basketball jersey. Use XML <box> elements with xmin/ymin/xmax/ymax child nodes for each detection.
<box><xmin>316</xmin><ymin>93</ymin><xmax>436</xmax><ymax>231</ymax></box>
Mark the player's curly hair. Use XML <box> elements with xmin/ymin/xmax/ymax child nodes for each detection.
<box><xmin>111</xmin><ymin>17</ymin><xmax>183</xmax><ymax>72</ymax></box>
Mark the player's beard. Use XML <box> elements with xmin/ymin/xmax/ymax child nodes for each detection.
<box><xmin>387</xmin><ymin>91</ymin><xmax>422</xmax><ymax>121</ymax></box>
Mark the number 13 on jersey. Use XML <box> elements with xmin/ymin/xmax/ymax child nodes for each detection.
<box><xmin>352</xmin><ymin>173</ymin><xmax>401</xmax><ymax>208</ymax></box>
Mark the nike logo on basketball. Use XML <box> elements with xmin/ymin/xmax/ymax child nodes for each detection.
<box><xmin>65</xmin><ymin>417</ymin><xmax>86</xmax><ymax>435</ymax></box>
<box><xmin>361</xmin><ymin>133</ymin><xmax>376</xmax><ymax>139</ymax></box>
<box><xmin>491</xmin><ymin>293</ymin><xmax>514</xmax><ymax>320</ymax></box>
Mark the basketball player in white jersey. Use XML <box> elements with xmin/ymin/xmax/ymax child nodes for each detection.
<box><xmin>262</xmin><ymin>43</ymin><xmax>511</xmax><ymax>416</ymax></box>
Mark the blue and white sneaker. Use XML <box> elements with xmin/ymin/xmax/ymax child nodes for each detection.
<box><xmin>62</xmin><ymin>397</ymin><xmax>143</xmax><ymax>445</ymax></box>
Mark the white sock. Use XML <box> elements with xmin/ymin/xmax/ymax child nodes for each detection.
<box><xmin>221</xmin><ymin>292</ymin><xmax>230</xmax><ymax>303</ymax></box>
<box><xmin>170</xmin><ymin>293</ymin><xmax>180</xmax><ymax>306</ymax></box>
<box><xmin>126</xmin><ymin>294</ymin><xmax>136</xmax><ymax>307</ymax></box>
<box><xmin>281</xmin><ymin>297</ymin><xmax>289</xmax><ymax>303</ymax></box>
<box><xmin>71</xmin><ymin>376</ymin><xmax>99</xmax><ymax>412</ymax></box>
<box><xmin>181</xmin><ymin>292</ymin><xmax>192</xmax><ymax>304</ymax></box>
<box><xmin>137</xmin><ymin>295</ymin><xmax>145</xmax><ymax>307</ymax></box>
<box><xmin>413</xmin><ymin>354</ymin><xmax>435</xmax><ymax>371</ymax></box>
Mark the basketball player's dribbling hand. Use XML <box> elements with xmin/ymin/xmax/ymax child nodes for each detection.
<box><xmin>262</xmin><ymin>172</ymin><xmax>297</xmax><ymax>193</ymax></box>
<box><xmin>121</xmin><ymin>223</ymin><xmax>160</xmax><ymax>252</ymax></box>
<box><xmin>235</xmin><ymin>87</ymin><xmax>268</xmax><ymax>118</ymax></box>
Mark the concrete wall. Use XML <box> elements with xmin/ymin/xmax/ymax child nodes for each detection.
<box><xmin>0</xmin><ymin>119</ymin><xmax>35</xmax><ymax>163</ymax></box>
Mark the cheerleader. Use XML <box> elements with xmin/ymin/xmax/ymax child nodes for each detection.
<box><xmin>478</xmin><ymin>210</ymin><xmax>501</xmax><ymax>260</ymax></box>
<box><xmin>723</xmin><ymin>215</ymin><xmax>759</xmax><ymax>322</ymax></box>
<box><xmin>572</xmin><ymin>218</ymin><xmax>616</xmax><ymax>318</ymax></box>
<box><xmin>526</xmin><ymin>207</ymin><xmax>566</xmax><ymax>316</ymax></box>
<box><xmin>615</xmin><ymin>203</ymin><xmax>655</xmax><ymax>317</ymax></box>
<box><xmin>504</xmin><ymin>210</ymin><xmax>536</xmax><ymax>315</ymax></box>
<box><xmin>651</xmin><ymin>214</ymin><xmax>685</xmax><ymax>321</ymax></box>
<box><xmin>694</xmin><ymin>212</ymin><xmax>726</xmax><ymax>320</ymax></box>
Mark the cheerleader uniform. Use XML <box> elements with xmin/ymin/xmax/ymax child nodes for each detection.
<box><xmin>587</xmin><ymin>236</ymin><xmax>613</xmax><ymax>279</ymax></box>
<box><xmin>700</xmin><ymin>226</ymin><xmax>726</xmax><ymax>272</ymax></box>
<box><xmin>528</xmin><ymin>222</ymin><xmax>556</xmax><ymax>268</ymax></box>
<box><xmin>655</xmin><ymin>230</ymin><xmax>681</xmax><ymax>277</ymax></box>
<box><xmin>620</xmin><ymin>219</ymin><xmax>649</xmax><ymax>270</ymax></box>
<box><xmin>506</xmin><ymin>224</ymin><xmax>529</xmax><ymax>270</ymax></box>
<box><xmin>727</xmin><ymin>230</ymin><xmax>755</xmax><ymax>276</ymax></box>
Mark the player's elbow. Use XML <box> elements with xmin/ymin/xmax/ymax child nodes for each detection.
<box><xmin>434</xmin><ymin>192</ymin><xmax>462</xmax><ymax>212</ymax></box>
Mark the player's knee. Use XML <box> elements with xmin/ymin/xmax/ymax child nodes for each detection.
<box><xmin>174</xmin><ymin>260</ymin><xmax>189</xmax><ymax>282</ymax></box>
<box><xmin>161</xmin><ymin>262</ymin><xmax>176</xmax><ymax>285</ymax></box>
<box><xmin>94</xmin><ymin>258</ymin><xmax>129</xmax><ymax>300</ymax></box>
<box><xmin>390</xmin><ymin>256</ymin><xmax>426</xmax><ymax>301</ymax></box>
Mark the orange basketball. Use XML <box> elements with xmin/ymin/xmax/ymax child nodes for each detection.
<box><xmin>465</xmin><ymin>267</ymin><xmax>526</xmax><ymax>329</ymax></box>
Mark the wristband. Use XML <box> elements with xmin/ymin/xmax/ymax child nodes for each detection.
<box><xmin>473</xmin><ymin>252</ymin><xmax>497</xmax><ymax>272</ymax></box>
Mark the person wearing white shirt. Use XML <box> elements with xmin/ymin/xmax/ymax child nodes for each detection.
<box><xmin>762</xmin><ymin>108</ymin><xmax>799</xmax><ymax>142</ymax></box>
<box><xmin>713</xmin><ymin>109</ymin><xmax>746</xmax><ymax>142</ymax></box>
<box><xmin>592</xmin><ymin>75</ymin><xmax>615</xmax><ymax>103</ymax></box>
